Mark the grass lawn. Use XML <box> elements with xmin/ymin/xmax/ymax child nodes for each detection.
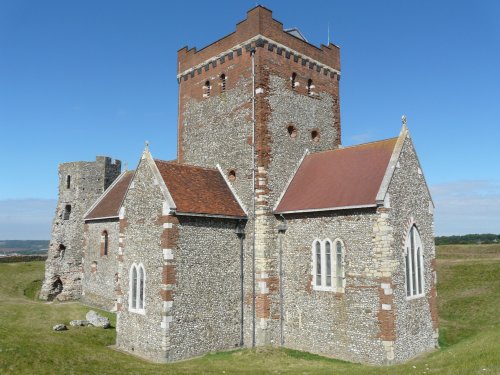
<box><xmin>0</xmin><ymin>245</ymin><xmax>499</xmax><ymax>374</ymax></box>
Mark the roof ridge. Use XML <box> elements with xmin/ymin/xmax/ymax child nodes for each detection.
<box><xmin>154</xmin><ymin>159</ymin><xmax>219</xmax><ymax>172</ymax></box>
<box><xmin>310</xmin><ymin>137</ymin><xmax>398</xmax><ymax>156</ymax></box>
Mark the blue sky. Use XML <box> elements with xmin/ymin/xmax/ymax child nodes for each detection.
<box><xmin>1</xmin><ymin>0</ymin><xmax>499</xmax><ymax>239</ymax></box>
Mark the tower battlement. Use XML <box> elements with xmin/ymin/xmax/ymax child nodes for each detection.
<box><xmin>177</xmin><ymin>6</ymin><xmax>340</xmax><ymax>81</ymax></box>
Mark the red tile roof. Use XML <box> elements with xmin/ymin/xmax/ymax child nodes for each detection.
<box><xmin>155</xmin><ymin>160</ymin><xmax>246</xmax><ymax>218</ymax></box>
<box><xmin>275</xmin><ymin>138</ymin><xmax>398</xmax><ymax>213</ymax></box>
<box><xmin>85</xmin><ymin>171</ymin><xmax>134</xmax><ymax>220</ymax></box>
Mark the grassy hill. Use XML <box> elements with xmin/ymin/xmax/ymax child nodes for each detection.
<box><xmin>0</xmin><ymin>245</ymin><xmax>499</xmax><ymax>374</ymax></box>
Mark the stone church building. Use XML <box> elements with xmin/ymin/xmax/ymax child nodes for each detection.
<box><xmin>40</xmin><ymin>6</ymin><xmax>438</xmax><ymax>365</ymax></box>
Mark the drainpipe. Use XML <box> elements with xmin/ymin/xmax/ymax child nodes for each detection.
<box><xmin>277</xmin><ymin>215</ymin><xmax>288</xmax><ymax>347</ymax></box>
<box><xmin>235</xmin><ymin>222</ymin><xmax>245</xmax><ymax>347</ymax></box>
<box><xmin>250</xmin><ymin>47</ymin><xmax>256</xmax><ymax>348</ymax></box>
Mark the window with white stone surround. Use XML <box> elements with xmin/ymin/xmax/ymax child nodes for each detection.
<box><xmin>129</xmin><ymin>263</ymin><xmax>146</xmax><ymax>313</ymax></box>
<box><xmin>312</xmin><ymin>239</ymin><xmax>345</xmax><ymax>292</ymax></box>
<box><xmin>404</xmin><ymin>225</ymin><xmax>424</xmax><ymax>298</ymax></box>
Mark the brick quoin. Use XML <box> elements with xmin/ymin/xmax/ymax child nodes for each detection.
<box><xmin>119</xmin><ymin>218</ymin><xmax>128</xmax><ymax>232</ymax></box>
<box><xmin>377</xmin><ymin>277</ymin><xmax>396</xmax><ymax>341</ymax></box>
<box><xmin>158</xmin><ymin>214</ymin><xmax>178</xmax><ymax>304</ymax></box>
<box><xmin>162</xmin><ymin>265</ymin><xmax>176</xmax><ymax>285</ymax></box>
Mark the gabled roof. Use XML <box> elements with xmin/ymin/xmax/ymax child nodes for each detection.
<box><xmin>274</xmin><ymin>137</ymin><xmax>399</xmax><ymax>214</ymax></box>
<box><xmin>154</xmin><ymin>160</ymin><xmax>246</xmax><ymax>218</ymax></box>
<box><xmin>284</xmin><ymin>27</ymin><xmax>308</xmax><ymax>42</ymax></box>
<box><xmin>85</xmin><ymin>171</ymin><xmax>134</xmax><ymax>220</ymax></box>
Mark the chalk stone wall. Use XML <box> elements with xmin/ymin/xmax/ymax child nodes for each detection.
<box><xmin>81</xmin><ymin>220</ymin><xmax>120</xmax><ymax>311</ymax></box>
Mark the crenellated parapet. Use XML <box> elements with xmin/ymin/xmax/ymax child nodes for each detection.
<box><xmin>177</xmin><ymin>6</ymin><xmax>340</xmax><ymax>83</ymax></box>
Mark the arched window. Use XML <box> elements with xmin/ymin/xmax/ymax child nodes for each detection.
<box><xmin>335</xmin><ymin>239</ymin><xmax>345</xmax><ymax>291</ymax></box>
<box><xmin>291</xmin><ymin>72</ymin><xmax>297</xmax><ymax>90</ymax></box>
<box><xmin>325</xmin><ymin>240</ymin><xmax>332</xmax><ymax>287</ymax></box>
<box><xmin>66</xmin><ymin>175</ymin><xmax>71</xmax><ymax>189</ymax></box>
<box><xmin>204</xmin><ymin>80</ymin><xmax>211</xmax><ymax>97</ymax></box>
<box><xmin>220</xmin><ymin>73</ymin><xmax>226</xmax><ymax>92</ymax></box>
<box><xmin>307</xmin><ymin>79</ymin><xmax>313</xmax><ymax>95</ymax></box>
<box><xmin>314</xmin><ymin>240</ymin><xmax>321</xmax><ymax>286</ymax></box>
<box><xmin>312</xmin><ymin>238</ymin><xmax>344</xmax><ymax>292</ymax></box>
<box><xmin>101</xmin><ymin>231</ymin><xmax>109</xmax><ymax>256</ymax></box>
<box><xmin>129</xmin><ymin>263</ymin><xmax>146</xmax><ymax>313</ymax></box>
<box><xmin>404</xmin><ymin>225</ymin><xmax>424</xmax><ymax>298</ymax></box>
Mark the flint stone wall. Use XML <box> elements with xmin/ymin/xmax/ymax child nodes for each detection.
<box><xmin>180</xmin><ymin>70</ymin><xmax>256</xmax><ymax>345</ymax></box>
<box><xmin>387</xmin><ymin>136</ymin><xmax>438</xmax><ymax>362</ymax></box>
<box><xmin>115</xmin><ymin>160</ymin><xmax>166</xmax><ymax>361</ymax></box>
<box><xmin>281</xmin><ymin>209</ymin><xmax>388</xmax><ymax>364</ymax></box>
<box><xmin>81</xmin><ymin>220</ymin><xmax>120</xmax><ymax>311</ymax></box>
<box><xmin>167</xmin><ymin>216</ymin><xmax>242</xmax><ymax>361</ymax></box>
<box><xmin>115</xmin><ymin>157</ymin><xmax>244</xmax><ymax>362</ymax></box>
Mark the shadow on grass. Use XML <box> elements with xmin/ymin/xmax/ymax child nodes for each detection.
<box><xmin>23</xmin><ymin>279</ymin><xmax>42</xmax><ymax>300</ymax></box>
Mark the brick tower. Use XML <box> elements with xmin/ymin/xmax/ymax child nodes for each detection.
<box><xmin>40</xmin><ymin>156</ymin><xmax>121</xmax><ymax>301</ymax></box>
<box><xmin>176</xmin><ymin>6</ymin><xmax>341</xmax><ymax>346</ymax></box>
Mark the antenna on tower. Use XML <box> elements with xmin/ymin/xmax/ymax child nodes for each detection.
<box><xmin>327</xmin><ymin>22</ymin><xmax>330</xmax><ymax>45</ymax></box>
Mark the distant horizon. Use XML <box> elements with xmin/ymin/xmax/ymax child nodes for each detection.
<box><xmin>1</xmin><ymin>1</ymin><xmax>499</xmax><ymax>239</ymax></box>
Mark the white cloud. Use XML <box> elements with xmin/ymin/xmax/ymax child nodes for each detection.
<box><xmin>430</xmin><ymin>180</ymin><xmax>500</xmax><ymax>235</ymax></box>
<box><xmin>0</xmin><ymin>199</ymin><xmax>56</xmax><ymax>240</ymax></box>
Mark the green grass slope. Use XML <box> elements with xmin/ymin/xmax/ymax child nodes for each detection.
<box><xmin>0</xmin><ymin>245</ymin><xmax>498</xmax><ymax>374</ymax></box>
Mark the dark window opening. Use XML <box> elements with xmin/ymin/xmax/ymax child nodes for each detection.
<box><xmin>311</xmin><ymin>130</ymin><xmax>320</xmax><ymax>142</ymax></box>
<box><xmin>291</xmin><ymin>72</ymin><xmax>297</xmax><ymax>90</ymax></box>
<box><xmin>307</xmin><ymin>79</ymin><xmax>313</xmax><ymax>95</ymax></box>
<box><xmin>66</xmin><ymin>175</ymin><xmax>71</xmax><ymax>189</ymax></box>
<box><xmin>102</xmin><ymin>231</ymin><xmax>109</xmax><ymax>256</ymax></box>
<box><xmin>58</xmin><ymin>244</ymin><xmax>66</xmax><ymax>260</ymax></box>
<box><xmin>287</xmin><ymin>124</ymin><xmax>297</xmax><ymax>138</ymax></box>
<box><xmin>220</xmin><ymin>74</ymin><xmax>226</xmax><ymax>92</ymax></box>
<box><xmin>205</xmin><ymin>80</ymin><xmax>211</xmax><ymax>97</ymax></box>
<box><xmin>48</xmin><ymin>277</ymin><xmax>63</xmax><ymax>301</ymax></box>
<box><xmin>63</xmin><ymin>205</ymin><xmax>71</xmax><ymax>220</ymax></box>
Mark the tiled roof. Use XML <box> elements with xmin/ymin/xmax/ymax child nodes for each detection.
<box><xmin>155</xmin><ymin>160</ymin><xmax>246</xmax><ymax>218</ymax></box>
<box><xmin>275</xmin><ymin>138</ymin><xmax>398</xmax><ymax>213</ymax></box>
<box><xmin>85</xmin><ymin>171</ymin><xmax>134</xmax><ymax>220</ymax></box>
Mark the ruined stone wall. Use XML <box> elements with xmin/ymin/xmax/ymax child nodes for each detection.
<box><xmin>281</xmin><ymin>209</ymin><xmax>390</xmax><ymax>364</ymax></box>
<box><xmin>115</xmin><ymin>160</ymin><xmax>166</xmax><ymax>362</ymax></box>
<box><xmin>385</xmin><ymin>136</ymin><xmax>437</xmax><ymax>362</ymax></box>
<box><xmin>40</xmin><ymin>156</ymin><xmax>121</xmax><ymax>301</ymax></box>
<box><xmin>81</xmin><ymin>220</ymin><xmax>120</xmax><ymax>311</ymax></box>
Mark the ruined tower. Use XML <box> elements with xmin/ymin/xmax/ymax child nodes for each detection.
<box><xmin>40</xmin><ymin>156</ymin><xmax>121</xmax><ymax>301</ymax></box>
<box><xmin>176</xmin><ymin>6</ymin><xmax>341</xmax><ymax>345</ymax></box>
